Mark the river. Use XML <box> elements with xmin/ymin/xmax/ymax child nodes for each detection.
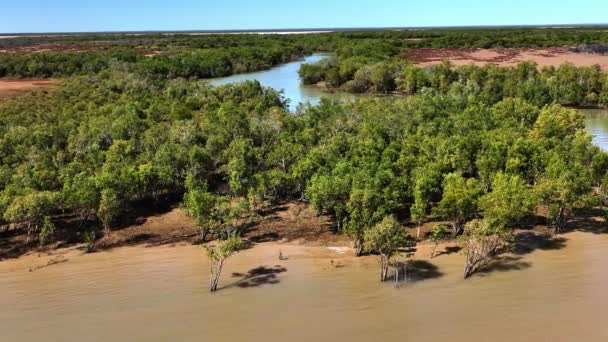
<box><xmin>585</xmin><ymin>109</ymin><xmax>608</xmax><ymax>151</ymax></box>
<box><xmin>2</xmin><ymin>233</ymin><xmax>608</xmax><ymax>341</ymax></box>
<box><xmin>3</xmin><ymin>56</ymin><xmax>608</xmax><ymax>341</ymax></box>
<box><xmin>209</xmin><ymin>54</ymin><xmax>341</xmax><ymax>111</ymax></box>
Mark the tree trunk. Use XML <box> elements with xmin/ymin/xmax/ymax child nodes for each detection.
<box><xmin>354</xmin><ymin>238</ymin><xmax>364</xmax><ymax>257</ymax></box>
<box><xmin>200</xmin><ymin>227</ymin><xmax>210</xmax><ymax>243</ymax></box>
<box><xmin>431</xmin><ymin>243</ymin><xmax>438</xmax><ymax>259</ymax></box>
<box><xmin>416</xmin><ymin>225</ymin><xmax>421</xmax><ymax>240</ymax></box>
<box><xmin>209</xmin><ymin>259</ymin><xmax>225</xmax><ymax>292</ymax></box>
<box><xmin>25</xmin><ymin>222</ymin><xmax>32</xmax><ymax>244</ymax></box>
<box><xmin>453</xmin><ymin>222</ymin><xmax>464</xmax><ymax>236</ymax></box>
<box><xmin>553</xmin><ymin>206</ymin><xmax>566</xmax><ymax>234</ymax></box>
<box><xmin>380</xmin><ymin>254</ymin><xmax>389</xmax><ymax>282</ymax></box>
<box><xmin>464</xmin><ymin>263</ymin><xmax>473</xmax><ymax>279</ymax></box>
<box><xmin>395</xmin><ymin>267</ymin><xmax>399</xmax><ymax>287</ymax></box>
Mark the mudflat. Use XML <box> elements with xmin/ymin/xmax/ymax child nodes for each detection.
<box><xmin>407</xmin><ymin>47</ymin><xmax>608</xmax><ymax>69</ymax></box>
<box><xmin>0</xmin><ymin>79</ymin><xmax>56</xmax><ymax>99</ymax></box>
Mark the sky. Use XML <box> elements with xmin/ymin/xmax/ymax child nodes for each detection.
<box><xmin>1</xmin><ymin>0</ymin><xmax>607</xmax><ymax>33</ymax></box>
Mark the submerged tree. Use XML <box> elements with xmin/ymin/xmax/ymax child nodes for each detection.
<box><xmin>364</xmin><ymin>216</ymin><xmax>414</xmax><ymax>282</ymax></box>
<box><xmin>205</xmin><ymin>234</ymin><xmax>247</xmax><ymax>292</ymax></box>
<box><xmin>460</xmin><ymin>219</ymin><xmax>511</xmax><ymax>279</ymax></box>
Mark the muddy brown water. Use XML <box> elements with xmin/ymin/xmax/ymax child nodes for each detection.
<box><xmin>2</xmin><ymin>232</ymin><xmax>608</xmax><ymax>341</ymax></box>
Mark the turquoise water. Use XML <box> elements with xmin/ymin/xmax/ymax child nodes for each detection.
<box><xmin>584</xmin><ymin>109</ymin><xmax>608</xmax><ymax>151</ymax></box>
<box><xmin>208</xmin><ymin>54</ymin><xmax>337</xmax><ymax>111</ymax></box>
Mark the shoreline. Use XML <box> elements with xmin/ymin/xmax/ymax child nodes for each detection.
<box><xmin>0</xmin><ymin>226</ymin><xmax>578</xmax><ymax>275</ymax></box>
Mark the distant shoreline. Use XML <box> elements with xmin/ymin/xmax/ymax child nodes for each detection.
<box><xmin>0</xmin><ymin>31</ymin><xmax>334</xmax><ymax>39</ymax></box>
<box><xmin>2</xmin><ymin>23</ymin><xmax>608</xmax><ymax>37</ymax></box>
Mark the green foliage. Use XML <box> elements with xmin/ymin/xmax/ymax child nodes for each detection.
<box><xmin>434</xmin><ymin>173</ymin><xmax>483</xmax><ymax>234</ymax></box>
<box><xmin>97</xmin><ymin>189</ymin><xmax>121</xmax><ymax>233</ymax></box>
<box><xmin>429</xmin><ymin>224</ymin><xmax>452</xmax><ymax>258</ymax></box>
<box><xmin>184</xmin><ymin>175</ymin><xmax>252</xmax><ymax>241</ymax></box>
<box><xmin>83</xmin><ymin>229</ymin><xmax>97</xmax><ymax>253</ymax></box>
<box><xmin>303</xmin><ymin>57</ymin><xmax>608</xmax><ymax>108</ymax></box>
<box><xmin>429</xmin><ymin>224</ymin><xmax>452</xmax><ymax>243</ymax></box>
<box><xmin>479</xmin><ymin>172</ymin><xmax>534</xmax><ymax>229</ymax></box>
<box><xmin>62</xmin><ymin>173</ymin><xmax>99</xmax><ymax>224</ymax></box>
<box><xmin>205</xmin><ymin>234</ymin><xmax>247</xmax><ymax>292</ymax></box>
<box><xmin>460</xmin><ymin>219</ymin><xmax>512</xmax><ymax>278</ymax></box>
<box><xmin>364</xmin><ymin>216</ymin><xmax>412</xmax><ymax>257</ymax></box>
<box><xmin>204</xmin><ymin>234</ymin><xmax>247</xmax><ymax>262</ymax></box>
<box><xmin>535</xmin><ymin>156</ymin><xmax>594</xmax><ymax>233</ymax></box>
<box><xmin>184</xmin><ymin>177</ymin><xmax>223</xmax><ymax>241</ymax></box>
<box><xmin>3</xmin><ymin>192</ymin><xmax>57</xmax><ymax>224</ymax></box>
<box><xmin>3</xmin><ymin>191</ymin><xmax>59</xmax><ymax>242</ymax></box>
<box><xmin>0</xmin><ymin>29</ymin><xmax>606</xmax><ymax>254</ymax></box>
<box><xmin>39</xmin><ymin>216</ymin><xmax>56</xmax><ymax>247</ymax></box>
<box><xmin>364</xmin><ymin>216</ymin><xmax>414</xmax><ymax>282</ymax></box>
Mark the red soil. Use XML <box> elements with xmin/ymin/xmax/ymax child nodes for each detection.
<box><xmin>0</xmin><ymin>79</ymin><xmax>56</xmax><ymax>99</ymax></box>
<box><xmin>406</xmin><ymin>47</ymin><xmax>608</xmax><ymax>69</ymax></box>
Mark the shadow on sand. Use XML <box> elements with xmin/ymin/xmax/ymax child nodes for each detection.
<box><xmin>472</xmin><ymin>232</ymin><xmax>568</xmax><ymax>277</ymax></box>
<box><xmin>511</xmin><ymin>232</ymin><xmax>567</xmax><ymax>255</ymax></box>
<box><xmin>223</xmin><ymin>265</ymin><xmax>288</xmax><ymax>290</ymax></box>
<box><xmin>475</xmin><ymin>255</ymin><xmax>532</xmax><ymax>277</ymax></box>
<box><xmin>434</xmin><ymin>246</ymin><xmax>462</xmax><ymax>258</ymax></box>
<box><xmin>388</xmin><ymin>259</ymin><xmax>444</xmax><ymax>284</ymax></box>
<box><xmin>570</xmin><ymin>208</ymin><xmax>608</xmax><ymax>234</ymax></box>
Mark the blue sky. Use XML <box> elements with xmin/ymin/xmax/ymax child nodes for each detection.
<box><xmin>1</xmin><ymin>0</ymin><xmax>607</xmax><ymax>33</ymax></box>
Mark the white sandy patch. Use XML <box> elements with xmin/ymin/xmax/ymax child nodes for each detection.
<box><xmin>327</xmin><ymin>247</ymin><xmax>350</xmax><ymax>254</ymax></box>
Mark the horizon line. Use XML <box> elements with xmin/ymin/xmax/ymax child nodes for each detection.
<box><xmin>2</xmin><ymin>23</ymin><xmax>608</xmax><ymax>36</ymax></box>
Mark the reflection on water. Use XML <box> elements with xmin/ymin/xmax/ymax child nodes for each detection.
<box><xmin>3</xmin><ymin>233</ymin><xmax>608</xmax><ymax>341</ymax></box>
<box><xmin>584</xmin><ymin>109</ymin><xmax>608</xmax><ymax>151</ymax></box>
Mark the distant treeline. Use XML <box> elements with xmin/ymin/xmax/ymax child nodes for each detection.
<box><xmin>137</xmin><ymin>45</ymin><xmax>307</xmax><ymax>79</ymax></box>
<box><xmin>4</xmin><ymin>26</ymin><xmax>608</xmax><ymax>50</ymax></box>
<box><xmin>3</xmin><ymin>26</ymin><xmax>608</xmax><ymax>79</ymax></box>
<box><xmin>0</xmin><ymin>45</ymin><xmax>310</xmax><ymax>79</ymax></box>
<box><xmin>0</xmin><ymin>50</ymin><xmax>140</xmax><ymax>78</ymax></box>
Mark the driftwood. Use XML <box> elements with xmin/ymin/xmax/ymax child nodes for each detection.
<box><xmin>28</xmin><ymin>255</ymin><xmax>68</xmax><ymax>272</ymax></box>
